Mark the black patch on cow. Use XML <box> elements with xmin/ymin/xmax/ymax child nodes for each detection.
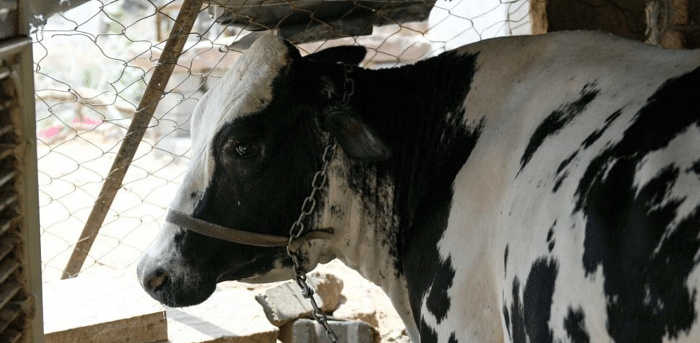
<box><xmin>419</xmin><ymin>318</ymin><xmax>438</xmax><ymax>343</ymax></box>
<box><xmin>523</xmin><ymin>258</ymin><xmax>558</xmax><ymax>343</ymax></box>
<box><xmin>509</xmin><ymin>278</ymin><xmax>527</xmax><ymax>343</ymax></box>
<box><xmin>504</xmin><ymin>245</ymin><xmax>509</xmax><ymax>273</ymax></box>
<box><xmin>520</xmin><ymin>85</ymin><xmax>599</xmax><ymax>172</ymax></box>
<box><xmin>552</xmin><ymin>171</ymin><xmax>568</xmax><ymax>192</ymax></box>
<box><xmin>503</xmin><ymin>258</ymin><xmax>559</xmax><ymax>343</ymax></box>
<box><xmin>448</xmin><ymin>332</ymin><xmax>458</xmax><ymax>343</ymax></box>
<box><xmin>582</xmin><ymin>109</ymin><xmax>623</xmax><ymax>149</ymax></box>
<box><xmin>334</xmin><ymin>50</ymin><xmax>482</xmax><ymax>330</ymax></box>
<box><xmin>546</xmin><ymin>224</ymin><xmax>555</xmax><ymax>252</ymax></box>
<box><xmin>426</xmin><ymin>256</ymin><xmax>454</xmax><ymax>324</ymax></box>
<box><xmin>580</xmin><ymin>162</ymin><xmax>699</xmax><ymax>342</ymax></box>
<box><xmin>564</xmin><ymin>307</ymin><xmax>590</xmax><ymax>343</ymax></box>
<box><xmin>577</xmin><ymin>67</ymin><xmax>700</xmax><ymax>210</ymax></box>
<box><xmin>576</xmin><ymin>67</ymin><xmax>700</xmax><ymax>342</ymax></box>
<box><xmin>689</xmin><ymin>159</ymin><xmax>700</xmax><ymax>176</ymax></box>
<box><xmin>554</xmin><ymin>109</ymin><xmax>624</xmax><ymax>193</ymax></box>
<box><xmin>557</xmin><ymin>151</ymin><xmax>579</xmax><ymax>175</ymax></box>
<box><xmin>503</xmin><ymin>305</ymin><xmax>511</xmax><ymax>340</ymax></box>
<box><xmin>508</xmin><ymin>258</ymin><xmax>558</xmax><ymax>343</ymax></box>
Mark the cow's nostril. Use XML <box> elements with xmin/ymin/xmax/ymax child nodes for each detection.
<box><xmin>148</xmin><ymin>270</ymin><xmax>169</xmax><ymax>293</ymax></box>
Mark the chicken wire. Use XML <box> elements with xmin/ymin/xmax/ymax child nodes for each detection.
<box><xmin>32</xmin><ymin>0</ymin><xmax>530</xmax><ymax>282</ymax></box>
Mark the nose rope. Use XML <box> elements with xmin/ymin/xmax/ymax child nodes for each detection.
<box><xmin>165</xmin><ymin>210</ymin><xmax>333</xmax><ymax>250</ymax></box>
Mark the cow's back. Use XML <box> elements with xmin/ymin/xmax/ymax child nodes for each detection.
<box><xmin>433</xmin><ymin>32</ymin><xmax>700</xmax><ymax>342</ymax></box>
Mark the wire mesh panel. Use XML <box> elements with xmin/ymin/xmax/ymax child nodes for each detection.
<box><xmin>32</xmin><ymin>0</ymin><xmax>530</xmax><ymax>282</ymax></box>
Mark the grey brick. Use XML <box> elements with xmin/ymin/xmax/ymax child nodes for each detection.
<box><xmin>279</xmin><ymin>319</ymin><xmax>379</xmax><ymax>343</ymax></box>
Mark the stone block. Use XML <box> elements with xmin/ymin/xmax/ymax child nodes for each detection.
<box><xmin>255</xmin><ymin>273</ymin><xmax>343</xmax><ymax>327</ymax></box>
<box><xmin>166</xmin><ymin>282</ymin><xmax>279</xmax><ymax>343</ymax></box>
<box><xmin>279</xmin><ymin>319</ymin><xmax>379</xmax><ymax>343</ymax></box>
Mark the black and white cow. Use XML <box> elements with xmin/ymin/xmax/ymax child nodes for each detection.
<box><xmin>137</xmin><ymin>32</ymin><xmax>700</xmax><ymax>343</ymax></box>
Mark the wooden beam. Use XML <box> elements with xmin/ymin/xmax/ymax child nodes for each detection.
<box><xmin>61</xmin><ymin>0</ymin><xmax>205</xmax><ymax>279</ymax></box>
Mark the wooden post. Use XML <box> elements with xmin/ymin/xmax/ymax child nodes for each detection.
<box><xmin>529</xmin><ymin>0</ymin><xmax>647</xmax><ymax>41</ymax></box>
<box><xmin>645</xmin><ymin>0</ymin><xmax>690</xmax><ymax>48</ymax></box>
<box><xmin>61</xmin><ymin>0</ymin><xmax>205</xmax><ymax>279</ymax></box>
<box><xmin>529</xmin><ymin>0</ymin><xmax>699</xmax><ymax>49</ymax></box>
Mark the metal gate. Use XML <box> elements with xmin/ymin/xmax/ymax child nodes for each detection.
<box><xmin>0</xmin><ymin>0</ymin><xmax>45</xmax><ymax>341</ymax></box>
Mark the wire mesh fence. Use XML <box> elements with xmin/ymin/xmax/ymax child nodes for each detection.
<box><xmin>32</xmin><ymin>0</ymin><xmax>530</xmax><ymax>282</ymax></box>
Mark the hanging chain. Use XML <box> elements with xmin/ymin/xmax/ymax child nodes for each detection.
<box><xmin>284</xmin><ymin>62</ymin><xmax>356</xmax><ymax>343</ymax></box>
<box><xmin>341</xmin><ymin>63</ymin><xmax>355</xmax><ymax>104</ymax></box>
<box><xmin>286</xmin><ymin>141</ymin><xmax>339</xmax><ymax>343</ymax></box>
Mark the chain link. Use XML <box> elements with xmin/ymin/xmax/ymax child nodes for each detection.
<box><xmin>341</xmin><ymin>63</ymin><xmax>355</xmax><ymax>104</ymax></box>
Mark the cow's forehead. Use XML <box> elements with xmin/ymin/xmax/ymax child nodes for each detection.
<box><xmin>173</xmin><ymin>35</ymin><xmax>292</xmax><ymax>213</ymax></box>
<box><xmin>192</xmin><ymin>35</ymin><xmax>291</xmax><ymax>143</ymax></box>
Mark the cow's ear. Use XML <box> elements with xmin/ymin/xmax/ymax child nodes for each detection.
<box><xmin>304</xmin><ymin>46</ymin><xmax>367</xmax><ymax>65</ymax></box>
<box><xmin>323</xmin><ymin>104</ymin><xmax>391</xmax><ymax>162</ymax></box>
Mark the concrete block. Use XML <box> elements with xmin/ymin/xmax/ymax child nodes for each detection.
<box><xmin>256</xmin><ymin>273</ymin><xmax>343</xmax><ymax>326</ymax></box>
<box><xmin>279</xmin><ymin>319</ymin><xmax>379</xmax><ymax>343</ymax></box>
<box><xmin>309</xmin><ymin>272</ymin><xmax>344</xmax><ymax>312</ymax></box>
<box><xmin>319</xmin><ymin>260</ymin><xmax>410</xmax><ymax>343</ymax></box>
<box><xmin>166</xmin><ymin>281</ymin><xmax>279</xmax><ymax>343</ymax></box>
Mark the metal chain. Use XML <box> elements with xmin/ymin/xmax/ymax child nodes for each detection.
<box><xmin>286</xmin><ymin>140</ymin><xmax>340</xmax><ymax>343</ymax></box>
<box><xmin>285</xmin><ymin>62</ymin><xmax>356</xmax><ymax>343</ymax></box>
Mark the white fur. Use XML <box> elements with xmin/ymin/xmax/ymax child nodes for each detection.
<box><xmin>428</xmin><ymin>33</ymin><xmax>700</xmax><ymax>342</ymax></box>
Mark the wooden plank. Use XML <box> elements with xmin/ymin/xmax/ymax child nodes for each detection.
<box><xmin>0</xmin><ymin>329</ymin><xmax>21</xmax><ymax>343</ymax></box>
<box><xmin>0</xmin><ymin>258</ymin><xmax>20</xmax><ymax>285</ymax></box>
<box><xmin>0</xmin><ymin>193</ymin><xmax>17</xmax><ymax>213</ymax></box>
<box><xmin>0</xmin><ymin>69</ymin><xmax>10</xmax><ymax>82</ymax></box>
<box><xmin>0</xmin><ymin>235</ymin><xmax>17</xmax><ymax>261</ymax></box>
<box><xmin>45</xmin><ymin>313</ymin><xmax>167</xmax><ymax>343</ymax></box>
<box><xmin>43</xmin><ymin>271</ymin><xmax>167</xmax><ymax>343</ymax></box>
<box><xmin>0</xmin><ymin>219</ymin><xmax>11</xmax><ymax>235</ymax></box>
<box><xmin>0</xmin><ymin>305</ymin><xmax>21</xmax><ymax>335</ymax></box>
<box><xmin>0</xmin><ymin>124</ymin><xmax>12</xmax><ymax>137</ymax></box>
<box><xmin>0</xmin><ymin>145</ymin><xmax>12</xmax><ymax>162</ymax></box>
<box><xmin>0</xmin><ymin>280</ymin><xmax>20</xmax><ymax>310</ymax></box>
<box><xmin>0</xmin><ymin>170</ymin><xmax>14</xmax><ymax>189</ymax></box>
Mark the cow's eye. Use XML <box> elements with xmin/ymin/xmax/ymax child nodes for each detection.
<box><xmin>224</xmin><ymin>139</ymin><xmax>259</xmax><ymax>159</ymax></box>
<box><xmin>234</xmin><ymin>142</ymin><xmax>252</xmax><ymax>156</ymax></box>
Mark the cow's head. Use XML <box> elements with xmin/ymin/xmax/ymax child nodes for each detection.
<box><xmin>136</xmin><ymin>35</ymin><xmax>389</xmax><ymax>307</ymax></box>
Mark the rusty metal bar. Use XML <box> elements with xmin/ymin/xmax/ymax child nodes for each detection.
<box><xmin>61</xmin><ymin>0</ymin><xmax>205</xmax><ymax>279</ymax></box>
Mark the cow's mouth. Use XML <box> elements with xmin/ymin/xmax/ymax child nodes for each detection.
<box><xmin>215</xmin><ymin>254</ymin><xmax>281</xmax><ymax>283</ymax></box>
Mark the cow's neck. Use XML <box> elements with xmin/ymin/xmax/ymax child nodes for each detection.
<box><xmin>322</xmin><ymin>51</ymin><xmax>483</xmax><ymax>333</ymax></box>
<box><xmin>346</xmin><ymin>51</ymin><xmax>481</xmax><ymax>233</ymax></box>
